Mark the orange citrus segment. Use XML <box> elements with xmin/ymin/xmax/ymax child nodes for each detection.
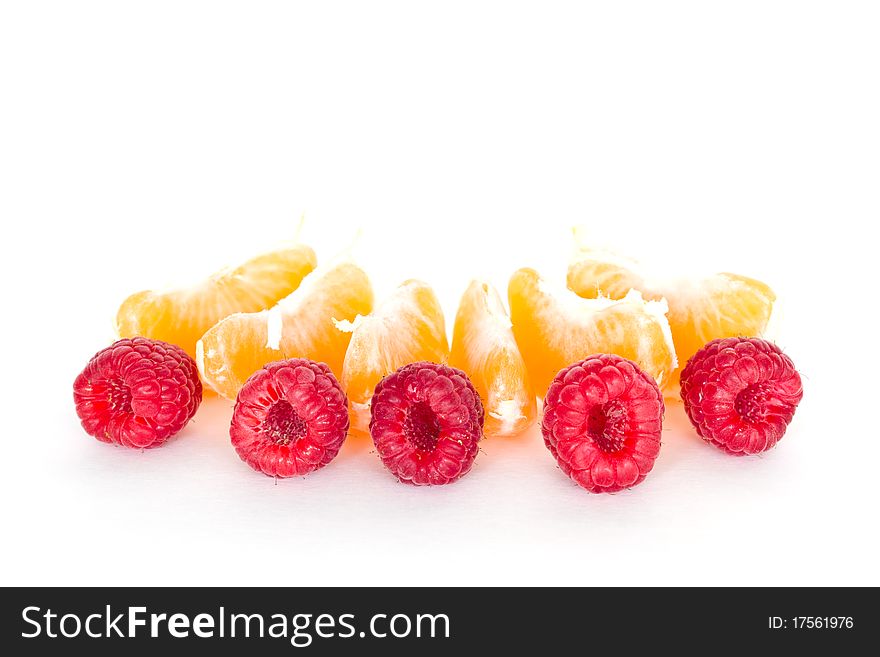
<box><xmin>567</xmin><ymin>247</ymin><xmax>775</xmax><ymax>385</ymax></box>
<box><xmin>197</xmin><ymin>262</ymin><xmax>373</xmax><ymax>400</ymax></box>
<box><xmin>565</xmin><ymin>249</ymin><xmax>644</xmax><ymax>300</ymax></box>
<box><xmin>508</xmin><ymin>268</ymin><xmax>677</xmax><ymax>396</ymax></box>
<box><xmin>339</xmin><ymin>280</ymin><xmax>449</xmax><ymax>436</ymax></box>
<box><xmin>116</xmin><ymin>244</ymin><xmax>317</xmax><ymax>360</ymax></box>
<box><xmin>449</xmin><ymin>280</ymin><xmax>536</xmax><ymax>437</ymax></box>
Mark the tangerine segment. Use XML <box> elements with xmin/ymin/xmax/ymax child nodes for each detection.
<box><xmin>567</xmin><ymin>249</ymin><xmax>775</xmax><ymax>384</ymax></box>
<box><xmin>339</xmin><ymin>280</ymin><xmax>449</xmax><ymax>436</ymax></box>
<box><xmin>508</xmin><ymin>268</ymin><xmax>677</xmax><ymax>396</ymax></box>
<box><xmin>197</xmin><ymin>263</ymin><xmax>373</xmax><ymax>400</ymax></box>
<box><xmin>117</xmin><ymin>244</ymin><xmax>317</xmax><ymax>360</ymax></box>
<box><xmin>450</xmin><ymin>280</ymin><xmax>536</xmax><ymax>437</ymax></box>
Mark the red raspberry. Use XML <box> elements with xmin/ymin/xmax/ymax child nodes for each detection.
<box><xmin>542</xmin><ymin>355</ymin><xmax>664</xmax><ymax>493</ymax></box>
<box><xmin>680</xmin><ymin>337</ymin><xmax>803</xmax><ymax>455</ymax></box>
<box><xmin>369</xmin><ymin>362</ymin><xmax>484</xmax><ymax>485</ymax></box>
<box><xmin>73</xmin><ymin>337</ymin><xmax>202</xmax><ymax>448</ymax></box>
<box><xmin>230</xmin><ymin>359</ymin><xmax>350</xmax><ymax>477</ymax></box>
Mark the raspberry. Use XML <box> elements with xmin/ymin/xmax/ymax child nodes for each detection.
<box><xmin>680</xmin><ymin>337</ymin><xmax>803</xmax><ymax>455</ymax></box>
<box><xmin>542</xmin><ymin>354</ymin><xmax>664</xmax><ymax>493</ymax></box>
<box><xmin>230</xmin><ymin>359</ymin><xmax>350</xmax><ymax>477</ymax></box>
<box><xmin>369</xmin><ymin>361</ymin><xmax>484</xmax><ymax>485</ymax></box>
<box><xmin>73</xmin><ymin>337</ymin><xmax>202</xmax><ymax>448</ymax></box>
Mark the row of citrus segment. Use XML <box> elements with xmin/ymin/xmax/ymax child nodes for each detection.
<box><xmin>115</xmin><ymin>239</ymin><xmax>775</xmax><ymax>439</ymax></box>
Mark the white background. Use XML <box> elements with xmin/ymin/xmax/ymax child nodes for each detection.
<box><xmin>1</xmin><ymin>1</ymin><xmax>878</xmax><ymax>586</ymax></box>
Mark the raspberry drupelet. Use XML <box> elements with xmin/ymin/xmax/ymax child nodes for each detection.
<box><xmin>542</xmin><ymin>354</ymin><xmax>664</xmax><ymax>493</ymax></box>
<box><xmin>230</xmin><ymin>359</ymin><xmax>350</xmax><ymax>477</ymax></box>
<box><xmin>73</xmin><ymin>337</ymin><xmax>202</xmax><ymax>448</ymax></box>
<box><xmin>369</xmin><ymin>361</ymin><xmax>484</xmax><ymax>485</ymax></box>
<box><xmin>680</xmin><ymin>337</ymin><xmax>803</xmax><ymax>455</ymax></box>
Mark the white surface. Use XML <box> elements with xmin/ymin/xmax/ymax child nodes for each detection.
<box><xmin>1</xmin><ymin>1</ymin><xmax>878</xmax><ymax>586</ymax></box>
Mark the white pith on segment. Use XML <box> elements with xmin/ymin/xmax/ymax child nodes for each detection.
<box><xmin>194</xmin><ymin>260</ymin><xmax>367</xmax><ymax>396</ymax></box>
<box><xmin>567</xmin><ymin>247</ymin><xmax>775</xmax><ymax>401</ymax></box>
<box><xmin>196</xmin><ymin>264</ymin><xmax>330</xmax><ymax>382</ymax></box>
<box><xmin>336</xmin><ymin>279</ymin><xmax>447</xmax><ymax>404</ymax></box>
<box><xmin>142</xmin><ymin>242</ymin><xmax>315</xmax><ymax>315</ymax></box>
<box><xmin>261</xmin><ymin>260</ymin><xmax>360</xmax><ymax>356</ymax></box>
<box><xmin>488</xmin><ymin>400</ymin><xmax>526</xmax><ymax>433</ymax></box>
<box><xmin>264</xmin><ymin>305</ymin><xmax>284</xmax><ymax>350</ymax></box>
<box><xmin>536</xmin><ymin>276</ymin><xmax>678</xmax><ymax>385</ymax></box>
<box><xmin>569</xmin><ymin>246</ymin><xmax>775</xmax><ymax>357</ymax></box>
<box><xmin>195</xmin><ymin>324</ymin><xmax>229</xmax><ymax>385</ymax></box>
<box><xmin>457</xmin><ymin>282</ymin><xmax>530</xmax><ymax>434</ymax></box>
<box><xmin>266</xmin><ymin>261</ymin><xmax>345</xmax><ymax>353</ymax></box>
<box><xmin>658</xmin><ymin>273</ymin><xmax>775</xmax><ymax>346</ymax></box>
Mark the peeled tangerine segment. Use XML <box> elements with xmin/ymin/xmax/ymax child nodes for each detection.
<box><xmin>566</xmin><ymin>246</ymin><xmax>775</xmax><ymax>385</ymax></box>
<box><xmin>116</xmin><ymin>243</ymin><xmax>317</xmax><ymax>360</ymax></box>
<box><xmin>450</xmin><ymin>280</ymin><xmax>536</xmax><ymax>437</ymax></box>
<box><xmin>508</xmin><ymin>268</ymin><xmax>677</xmax><ymax>397</ymax></box>
<box><xmin>339</xmin><ymin>279</ymin><xmax>449</xmax><ymax>437</ymax></box>
<box><xmin>197</xmin><ymin>262</ymin><xmax>373</xmax><ymax>400</ymax></box>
